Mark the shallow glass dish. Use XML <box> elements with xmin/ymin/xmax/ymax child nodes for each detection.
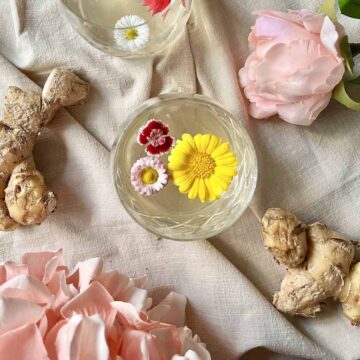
<box><xmin>59</xmin><ymin>0</ymin><xmax>192</xmax><ymax>57</ymax></box>
<box><xmin>111</xmin><ymin>93</ymin><xmax>258</xmax><ymax>241</ymax></box>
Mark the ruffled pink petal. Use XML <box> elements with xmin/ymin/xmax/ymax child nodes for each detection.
<box><xmin>320</xmin><ymin>16</ymin><xmax>342</xmax><ymax>59</ymax></box>
<box><xmin>21</xmin><ymin>249</ymin><xmax>64</xmax><ymax>283</ymax></box>
<box><xmin>0</xmin><ymin>324</ymin><xmax>50</xmax><ymax>360</ymax></box>
<box><xmin>0</xmin><ymin>297</ymin><xmax>44</xmax><ymax>336</ymax></box>
<box><xmin>44</xmin><ymin>319</ymin><xmax>68</xmax><ymax>359</ymax></box>
<box><xmin>0</xmin><ymin>274</ymin><xmax>52</xmax><ymax>305</ymax></box>
<box><xmin>112</xmin><ymin>301</ymin><xmax>158</xmax><ymax>331</ymax></box>
<box><xmin>275</xmin><ymin>57</ymin><xmax>344</xmax><ymax>100</ymax></box>
<box><xmin>0</xmin><ymin>261</ymin><xmax>28</xmax><ymax>284</ymax></box>
<box><xmin>148</xmin><ymin>292</ymin><xmax>187</xmax><ymax>327</ymax></box>
<box><xmin>254</xmin><ymin>39</ymin><xmax>329</xmax><ymax>86</ymax></box>
<box><xmin>55</xmin><ymin>314</ymin><xmax>109</xmax><ymax>360</ymax></box>
<box><xmin>119</xmin><ymin>286</ymin><xmax>148</xmax><ymax>313</ymax></box>
<box><xmin>150</xmin><ymin>327</ymin><xmax>181</xmax><ymax>359</ymax></box>
<box><xmin>95</xmin><ymin>271</ymin><xmax>130</xmax><ymax>299</ymax></box>
<box><xmin>176</xmin><ymin>328</ymin><xmax>210</xmax><ymax>360</ymax></box>
<box><xmin>254</xmin><ymin>13</ymin><xmax>318</xmax><ymax>44</ymax></box>
<box><xmin>67</xmin><ymin>258</ymin><xmax>103</xmax><ymax>292</ymax></box>
<box><xmin>276</xmin><ymin>93</ymin><xmax>331</xmax><ymax>125</ymax></box>
<box><xmin>119</xmin><ymin>329</ymin><xmax>164</xmax><ymax>360</ymax></box>
<box><xmin>61</xmin><ymin>281</ymin><xmax>116</xmax><ymax>331</ymax></box>
<box><xmin>47</xmin><ymin>270</ymin><xmax>77</xmax><ymax>312</ymax></box>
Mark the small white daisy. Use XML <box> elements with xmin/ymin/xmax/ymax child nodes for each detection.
<box><xmin>130</xmin><ymin>157</ymin><xmax>168</xmax><ymax>196</ymax></box>
<box><xmin>114</xmin><ymin>15</ymin><xmax>150</xmax><ymax>52</ymax></box>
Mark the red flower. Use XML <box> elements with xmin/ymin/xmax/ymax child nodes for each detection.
<box><xmin>144</xmin><ymin>0</ymin><xmax>171</xmax><ymax>15</ymax></box>
<box><xmin>137</xmin><ymin>119</ymin><xmax>175</xmax><ymax>156</ymax></box>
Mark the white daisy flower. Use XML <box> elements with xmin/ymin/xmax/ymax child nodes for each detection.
<box><xmin>114</xmin><ymin>15</ymin><xmax>150</xmax><ymax>52</ymax></box>
<box><xmin>130</xmin><ymin>157</ymin><xmax>168</xmax><ymax>196</ymax></box>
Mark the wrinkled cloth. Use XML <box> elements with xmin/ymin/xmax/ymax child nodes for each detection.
<box><xmin>0</xmin><ymin>1</ymin><xmax>360</xmax><ymax>360</ymax></box>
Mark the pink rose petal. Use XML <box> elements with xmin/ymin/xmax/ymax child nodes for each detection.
<box><xmin>0</xmin><ymin>297</ymin><xmax>44</xmax><ymax>336</ymax></box>
<box><xmin>119</xmin><ymin>329</ymin><xmax>164</xmax><ymax>360</ymax></box>
<box><xmin>0</xmin><ymin>274</ymin><xmax>52</xmax><ymax>305</ymax></box>
<box><xmin>22</xmin><ymin>249</ymin><xmax>64</xmax><ymax>283</ymax></box>
<box><xmin>148</xmin><ymin>292</ymin><xmax>187</xmax><ymax>327</ymax></box>
<box><xmin>61</xmin><ymin>281</ymin><xmax>116</xmax><ymax>331</ymax></box>
<box><xmin>0</xmin><ymin>324</ymin><xmax>50</xmax><ymax>360</ymax></box>
<box><xmin>55</xmin><ymin>314</ymin><xmax>109</xmax><ymax>360</ymax></box>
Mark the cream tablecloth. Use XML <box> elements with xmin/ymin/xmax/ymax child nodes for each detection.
<box><xmin>0</xmin><ymin>0</ymin><xmax>360</xmax><ymax>359</ymax></box>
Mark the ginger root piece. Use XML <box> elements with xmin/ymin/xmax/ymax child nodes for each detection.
<box><xmin>263</xmin><ymin>208</ymin><xmax>359</xmax><ymax>324</ymax></box>
<box><xmin>273</xmin><ymin>223</ymin><xmax>355</xmax><ymax>317</ymax></box>
<box><xmin>0</xmin><ymin>68</ymin><xmax>89</xmax><ymax>230</ymax></box>
<box><xmin>5</xmin><ymin>158</ymin><xmax>57</xmax><ymax>225</ymax></box>
<box><xmin>340</xmin><ymin>263</ymin><xmax>360</xmax><ymax>325</ymax></box>
<box><xmin>262</xmin><ymin>208</ymin><xmax>307</xmax><ymax>268</ymax></box>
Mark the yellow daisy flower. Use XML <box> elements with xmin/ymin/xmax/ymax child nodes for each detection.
<box><xmin>168</xmin><ymin>133</ymin><xmax>238</xmax><ymax>202</ymax></box>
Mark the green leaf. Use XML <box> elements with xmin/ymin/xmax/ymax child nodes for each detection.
<box><xmin>340</xmin><ymin>36</ymin><xmax>355</xmax><ymax>74</ymax></box>
<box><xmin>333</xmin><ymin>81</ymin><xmax>360</xmax><ymax>111</ymax></box>
<box><xmin>349</xmin><ymin>75</ymin><xmax>360</xmax><ymax>85</ymax></box>
<box><xmin>339</xmin><ymin>0</ymin><xmax>360</xmax><ymax>19</ymax></box>
<box><xmin>319</xmin><ymin>0</ymin><xmax>337</xmax><ymax>21</ymax></box>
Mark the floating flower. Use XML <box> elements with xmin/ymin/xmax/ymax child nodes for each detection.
<box><xmin>131</xmin><ymin>157</ymin><xmax>168</xmax><ymax>196</ymax></box>
<box><xmin>168</xmin><ymin>134</ymin><xmax>238</xmax><ymax>203</ymax></box>
<box><xmin>144</xmin><ymin>0</ymin><xmax>186</xmax><ymax>15</ymax></box>
<box><xmin>114</xmin><ymin>15</ymin><xmax>149</xmax><ymax>52</ymax></box>
<box><xmin>239</xmin><ymin>10</ymin><xmax>345</xmax><ymax>126</ymax></box>
<box><xmin>137</xmin><ymin>119</ymin><xmax>175</xmax><ymax>156</ymax></box>
<box><xmin>0</xmin><ymin>250</ymin><xmax>210</xmax><ymax>359</ymax></box>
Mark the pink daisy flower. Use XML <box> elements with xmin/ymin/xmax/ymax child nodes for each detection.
<box><xmin>130</xmin><ymin>157</ymin><xmax>168</xmax><ymax>196</ymax></box>
<box><xmin>137</xmin><ymin>119</ymin><xmax>174</xmax><ymax>156</ymax></box>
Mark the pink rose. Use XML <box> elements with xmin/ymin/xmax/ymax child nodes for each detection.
<box><xmin>239</xmin><ymin>10</ymin><xmax>345</xmax><ymax>126</ymax></box>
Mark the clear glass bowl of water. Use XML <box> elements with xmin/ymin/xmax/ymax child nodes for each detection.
<box><xmin>111</xmin><ymin>93</ymin><xmax>258</xmax><ymax>241</ymax></box>
<box><xmin>59</xmin><ymin>0</ymin><xmax>192</xmax><ymax>57</ymax></box>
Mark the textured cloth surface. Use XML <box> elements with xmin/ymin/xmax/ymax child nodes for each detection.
<box><xmin>0</xmin><ymin>1</ymin><xmax>360</xmax><ymax>359</ymax></box>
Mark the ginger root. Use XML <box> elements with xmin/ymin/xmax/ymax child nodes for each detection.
<box><xmin>340</xmin><ymin>263</ymin><xmax>360</xmax><ymax>325</ymax></box>
<box><xmin>262</xmin><ymin>208</ymin><xmax>360</xmax><ymax>324</ymax></box>
<box><xmin>262</xmin><ymin>208</ymin><xmax>307</xmax><ymax>268</ymax></box>
<box><xmin>0</xmin><ymin>68</ymin><xmax>89</xmax><ymax>230</ymax></box>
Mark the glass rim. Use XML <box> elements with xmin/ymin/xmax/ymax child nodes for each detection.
<box><xmin>59</xmin><ymin>0</ymin><xmax>186</xmax><ymax>30</ymax></box>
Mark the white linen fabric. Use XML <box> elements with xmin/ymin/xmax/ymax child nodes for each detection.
<box><xmin>0</xmin><ymin>0</ymin><xmax>359</xmax><ymax>359</ymax></box>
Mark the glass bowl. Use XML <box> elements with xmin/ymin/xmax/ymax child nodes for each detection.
<box><xmin>59</xmin><ymin>0</ymin><xmax>192</xmax><ymax>58</ymax></box>
<box><xmin>111</xmin><ymin>93</ymin><xmax>258</xmax><ymax>241</ymax></box>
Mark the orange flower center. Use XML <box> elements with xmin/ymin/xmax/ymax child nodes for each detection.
<box><xmin>189</xmin><ymin>152</ymin><xmax>215</xmax><ymax>178</ymax></box>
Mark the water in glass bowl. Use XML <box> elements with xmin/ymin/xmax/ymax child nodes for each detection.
<box><xmin>112</xmin><ymin>94</ymin><xmax>258</xmax><ymax>241</ymax></box>
<box><xmin>61</xmin><ymin>0</ymin><xmax>190</xmax><ymax>56</ymax></box>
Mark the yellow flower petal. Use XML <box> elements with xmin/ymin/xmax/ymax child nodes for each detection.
<box><xmin>179</xmin><ymin>175</ymin><xmax>195</xmax><ymax>193</ymax></box>
<box><xmin>204</xmin><ymin>178</ymin><xmax>217</xmax><ymax>201</ymax></box>
<box><xmin>173</xmin><ymin>172</ymin><xmax>192</xmax><ymax>187</ymax></box>
<box><xmin>188</xmin><ymin>178</ymin><xmax>200</xmax><ymax>200</ymax></box>
<box><xmin>198</xmin><ymin>178</ymin><xmax>208</xmax><ymax>202</ymax></box>
<box><xmin>212</xmin><ymin>174</ymin><xmax>230</xmax><ymax>190</ymax></box>
<box><xmin>194</xmin><ymin>134</ymin><xmax>203</xmax><ymax>152</ymax></box>
<box><xmin>177</xmin><ymin>140</ymin><xmax>193</xmax><ymax>155</ymax></box>
<box><xmin>209</xmin><ymin>175</ymin><xmax>223</xmax><ymax>197</ymax></box>
<box><xmin>211</xmin><ymin>142</ymin><xmax>230</xmax><ymax>158</ymax></box>
<box><xmin>182</xmin><ymin>133</ymin><xmax>196</xmax><ymax>149</ymax></box>
<box><xmin>206</xmin><ymin>135</ymin><xmax>220</xmax><ymax>154</ymax></box>
<box><xmin>199</xmin><ymin>134</ymin><xmax>211</xmax><ymax>153</ymax></box>
<box><xmin>215</xmin><ymin>166</ymin><xmax>237</xmax><ymax>177</ymax></box>
<box><xmin>215</xmin><ymin>157</ymin><xmax>238</xmax><ymax>166</ymax></box>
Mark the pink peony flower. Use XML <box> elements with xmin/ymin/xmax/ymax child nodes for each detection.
<box><xmin>239</xmin><ymin>10</ymin><xmax>346</xmax><ymax>126</ymax></box>
<box><xmin>0</xmin><ymin>250</ymin><xmax>210</xmax><ymax>360</ymax></box>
